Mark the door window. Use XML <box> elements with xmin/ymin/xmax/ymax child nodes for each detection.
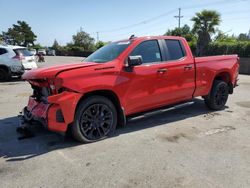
<box><xmin>165</xmin><ymin>40</ymin><xmax>185</xmax><ymax>61</ymax></box>
<box><xmin>130</xmin><ymin>40</ymin><xmax>162</xmax><ymax>64</ymax></box>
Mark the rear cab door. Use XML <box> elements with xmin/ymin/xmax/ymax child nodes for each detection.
<box><xmin>122</xmin><ymin>37</ymin><xmax>195</xmax><ymax>114</ymax></box>
<box><xmin>157</xmin><ymin>37</ymin><xmax>196</xmax><ymax>104</ymax></box>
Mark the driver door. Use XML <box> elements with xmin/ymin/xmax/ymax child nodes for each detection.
<box><xmin>122</xmin><ymin>40</ymin><xmax>169</xmax><ymax>114</ymax></box>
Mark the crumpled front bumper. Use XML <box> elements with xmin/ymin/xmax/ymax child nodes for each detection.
<box><xmin>20</xmin><ymin>91</ymin><xmax>82</xmax><ymax>133</ymax></box>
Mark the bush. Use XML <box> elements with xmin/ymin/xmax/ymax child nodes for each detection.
<box><xmin>56</xmin><ymin>45</ymin><xmax>93</xmax><ymax>57</ymax></box>
<box><xmin>189</xmin><ymin>41</ymin><xmax>250</xmax><ymax>57</ymax></box>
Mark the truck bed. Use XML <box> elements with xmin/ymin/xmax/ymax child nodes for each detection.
<box><xmin>194</xmin><ymin>55</ymin><xmax>239</xmax><ymax>97</ymax></box>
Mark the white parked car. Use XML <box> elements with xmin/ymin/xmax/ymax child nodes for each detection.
<box><xmin>29</xmin><ymin>49</ymin><xmax>37</xmax><ymax>56</ymax></box>
<box><xmin>47</xmin><ymin>49</ymin><xmax>56</xmax><ymax>56</ymax></box>
<box><xmin>37</xmin><ymin>49</ymin><xmax>46</xmax><ymax>55</ymax></box>
<box><xmin>0</xmin><ymin>45</ymin><xmax>38</xmax><ymax>81</ymax></box>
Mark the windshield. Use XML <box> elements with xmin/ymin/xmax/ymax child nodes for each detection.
<box><xmin>84</xmin><ymin>41</ymin><xmax>131</xmax><ymax>63</ymax></box>
<box><xmin>14</xmin><ymin>48</ymin><xmax>33</xmax><ymax>56</ymax></box>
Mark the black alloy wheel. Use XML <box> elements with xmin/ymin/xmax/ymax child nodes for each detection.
<box><xmin>79</xmin><ymin>103</ymin><xmax>114</xmax><ymax>140</ymax></box>
<box><xmin>72</xmin><ymin>96</ymin><xmax>117</xmax><ymax>143</ymax></box>
<box><xmin>204</xmin><ymin>80</ymin><xmax>229</xmax><ymax>110</ymax></box>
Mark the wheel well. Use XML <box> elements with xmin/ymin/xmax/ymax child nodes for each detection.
<box><xmin>214</xmin><ymin>72</ymin><xmax>231</xmax><ymax>83</ymax></box>
<box><xmin>0</xmin><ymin>65</ymin><xmax>10</xmax><ymax>73</ymax></box>
<box><xmin>214</xmin><ymin>72</ymin><xmax>233</xmax><ymax>94</ymax></box>
<box><xmin>77</xmin><ymin>90</ymin><xmax>126</xmax><ymax>127</ymax></box>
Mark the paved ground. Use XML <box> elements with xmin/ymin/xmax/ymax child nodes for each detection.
<box><xmin>0</xmin><ymin>56</ymin><xmax>250</xmax><ymax>188</ymax></box>
<box><xmin>38</xmin><ymin>56</ymin><xmax>83</xmax><ymax>67</ymax></box>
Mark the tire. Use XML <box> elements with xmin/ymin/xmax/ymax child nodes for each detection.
<box><xmin>0</xmin><ymin>68</ymin><xmax>10</xmax><ymax>82</ymax></box>
<box><xmin>72</xmin><ymin>96</ymin><xmax>117</xmax><ymax>143</ymax></box>
<box><xmin>204</xmin><ymin>80</ymin><xmax>229</xmax><ymax>110</ymax></box>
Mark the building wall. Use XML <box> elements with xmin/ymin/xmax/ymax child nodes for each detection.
<box><xmin>240</xmin><ymin>58</ymin><xmax>250</xmax><ymax>75</ymax></box>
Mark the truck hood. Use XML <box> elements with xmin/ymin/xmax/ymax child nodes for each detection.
<box><xmin>22</xmin><ymin>62</ymin><xmax>98</xmax><ymax>80</ymax></box>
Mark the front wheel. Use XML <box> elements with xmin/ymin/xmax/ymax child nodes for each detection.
<box><xmin>72</xmin><ymin>96</ymin><xmax>117</xmax><ymax>143</ymax></box>
<box><xmin>204</xmin><ymin>80</ymin><xmax>229</xmax><ymax>110</ymax></box>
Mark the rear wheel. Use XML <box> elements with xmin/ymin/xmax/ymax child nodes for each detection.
<box><xmin>0</xmin><ymin>68</ymin><xmax>10</xmax><ymax>82</ymax></box>
<box><xmin>72</xmin><ymin>96</ymin><xmax>117</xmax><ymax>143</ymax></box>
<box><xmin>204</xmin><ymin>80</ymin><xmax>229</xmax><ymax>110</ymax></box>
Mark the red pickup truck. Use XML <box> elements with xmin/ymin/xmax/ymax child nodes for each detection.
<box><xmin>21</xmin><ymin>36</ymin><xmax>239</xmax><ymax>143</ymax></box>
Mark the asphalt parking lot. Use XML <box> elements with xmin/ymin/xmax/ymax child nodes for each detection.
<box><xmin>0</xmin><ymin>56</ymin><xmax>250</xmax><ymax>188</ymax></box>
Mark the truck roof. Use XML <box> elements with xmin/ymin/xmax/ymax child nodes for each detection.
<box><xmin>116</xmin><ymin>35</ymin><xmax>185</xmax><ymax>43</ymax></box>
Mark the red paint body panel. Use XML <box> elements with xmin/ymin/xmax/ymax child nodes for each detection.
<box><xmin>48</xmin><ymin>91</ymin><xmax>82</xmax><ymax>124</ymax></box>
<box><xmin>22</xmin><ymin>36</ymin><xmax>239</xmax><ymax>133</ymax></box>
<box><xmin>22</xmin><ymin>62</ymin><xmax>99</xmax><ymax>79</ymax></box>
<box><xmin>193</xmin><ymin>55</ymin><xmax>239</xmax><ymax>97</ymax></box>
<box><xmin>47</xmin><ymin>104</ymin><xmax>68</xmax><ymax>132</ymax></box>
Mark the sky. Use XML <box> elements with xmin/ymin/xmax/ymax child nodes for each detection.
<box><xmin>0</xmin><ymin>0</ymin><xmax>250</xmax><ymax>46</ymax></box>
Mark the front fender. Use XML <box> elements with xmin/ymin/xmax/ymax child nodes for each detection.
<box><xmin>48</xmin><ymin>91</ymin><xmax>82</xmax><ymax>124</ymax></box>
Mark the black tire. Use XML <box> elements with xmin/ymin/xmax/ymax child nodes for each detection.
<box><xmin>72</xmin><ymin>96</ymin><xmax>117</xmax><ymax>143</ymax></box>
<box><xmin>204</xmin><ymin>80</ymin><xmax>229</xmax><ymax>110</ymax></box>
<box><xmin>0</xmin><ymin>68</ymin><xmax>10</xmax><ymax>82</ymax></box>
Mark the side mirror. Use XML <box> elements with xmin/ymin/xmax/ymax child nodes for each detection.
<box><xmin>127</xmin><ymin>55</ymin><xmax>142</xmax><ymax>67</ymax></box>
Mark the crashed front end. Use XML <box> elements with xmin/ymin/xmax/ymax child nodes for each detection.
<box><xmin>20</xmin><ymin>78</ymin><xmax>82</xmax><ymax>133</ymax></box>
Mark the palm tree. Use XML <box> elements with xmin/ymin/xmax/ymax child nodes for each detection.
<box><xmin>191</xmin><ymin>10</ymin><xmax>221</xmax><ymax>56</ymax></box>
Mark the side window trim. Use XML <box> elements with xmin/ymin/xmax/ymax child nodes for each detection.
<box><xmin>158</xmin><ymin>39</ymin><xmax>168</xmax><ymax>62</ymax></box>
<box><xmin>129</xmin><ymin>39</ymin><xmax>163</xmax><ymax>64</ymax></box>
<box><xmin>179</xmin><ymin>40</ymin><xmax>186</xmax><ymax>57</ymax></box>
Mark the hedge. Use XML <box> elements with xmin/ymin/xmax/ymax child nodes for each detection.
<box><xmin>55</xmin><ymin>41</ymin><xmax>250</xmax><ymax>58</ymax></box>
<box><xmin>55</xmin><ymin>46</ymin><xmax>93</xmax><ymax>57</ymax></box>
<box><xmin>189</xmin><ymin>41</ymin><xmax>250</xmax><ymax>57</ymax></box>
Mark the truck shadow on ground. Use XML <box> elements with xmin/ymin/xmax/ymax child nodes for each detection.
<box><xmin>0</xmin><ymin>98</ymin><xmax>221</xmax><ymax>162</ymax></box>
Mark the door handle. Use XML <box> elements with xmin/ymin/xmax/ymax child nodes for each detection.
<box><xmin>184</xmin><ymin>65</ymin><xmax>192</xmax><ymax>70</ymax></box>
<box><xmin>157</xmin><ymin>68</ymin><xmax>167</xmax><ymax>73</ymax></box>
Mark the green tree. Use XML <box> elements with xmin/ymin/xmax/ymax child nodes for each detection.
<box><xmin>72</xmin><ymin>30</ymin><xmax>95</xmax><ymax>51</ymax></box>
<box><xmin>238</xmin><ymin>33</ymin><xmax>249</xmax><ymax>41</ymax></box>
<box><xmin>214</xmin><ymin>31</ymin><xmax>237</xmax><ymax>42</ymax></box>
<box><xmin>164</xmin><ymin>24</ymin><xmax>196</xmax><ymax>42</ymax></box>
<box><xmin>52</xmin><ymin>39</ymin><xmax>60</xmax><ymax>50</ymax></box>
<box><xmin>0</xmin><ymin>33</ymin><xmax>3</xmax><ymax>44</ymax></box>
<box><xmin>5</xmin><ymin>21</ymin><xmax>37</xmax><ymax>46</ymax></box>
<box><xmin>95</xmin><ymin>41</ymin><xmax>106</xmax><ymax>50</ymax></box>
<box><xmin>191</xmin><ymin>10</ymin><xmax>221</xmax><ymax>56</ymax></box>
<box><xmin>32</xmin><ymin>43</ymin><xmax>43</xmax><ymax>50</ymax></box>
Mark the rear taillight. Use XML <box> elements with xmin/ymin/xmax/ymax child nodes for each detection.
<box><xmin>12</xmin><ymin>54</ymin><xmax>25</xmax><ymax>61</ymax></box>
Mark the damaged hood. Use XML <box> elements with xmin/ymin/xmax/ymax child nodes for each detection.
<box><xmin>22</xmin><ymin>62</ymin><xmax>99</xmax><ymax>80</ymax></box>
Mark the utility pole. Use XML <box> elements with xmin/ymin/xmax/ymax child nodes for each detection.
<box><xmin>96</xmin><ymin>32</ymin><xmax>99</xmax><ymax>43</ymax></box>
<box><xmin>174</xmin><ymin>8</ymin><xmax>183</xmax><ymax>28</ymax></box>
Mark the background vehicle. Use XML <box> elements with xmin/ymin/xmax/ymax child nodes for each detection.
<box><xmin>29</xmin><ymin>49</ymin><xmax>37</xmax><ymax>56</ymax></box>
<box><xmin>47</xmin><ymin>49</ymin><xmax>56</xmax><ymax>56</ymax></box>
<box><xmin>21</xmin><ymin>36</ymin><xmax>239</xmax><ymax>143</ymax></box>
<box><xmin>0</xmin><ymin>45</ymin><xmax>37</xmax><ymax>81</ymax></box>
<box><xmin>37</xmin><ymin>49</ymin><xmax>46</xmax><ymax>55</ymax></box>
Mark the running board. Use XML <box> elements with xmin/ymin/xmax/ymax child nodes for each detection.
<box><xmin>128</xmin><ymin>101</ymin><xmax>194</xmax><ymax>121</ymax></box>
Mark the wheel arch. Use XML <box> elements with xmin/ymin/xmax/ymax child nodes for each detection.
<box><xmin>213</xmin><ymin>71</ymin><xmax>233</xmax><ymax>94</ymax></box>
<box><xmin>0</xmin><ymin>64</ymin><xmax>10</xmax><ymax>73</ymax></box>
<box><xmin>214</xmin><ymin>71</ymin><xmax>231</xmax><ymax>83</ymax></box>
<box><xmin>76</xmin><ymin>89</ymin><xmax>126</xmax><ymax>128</ymax></box>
